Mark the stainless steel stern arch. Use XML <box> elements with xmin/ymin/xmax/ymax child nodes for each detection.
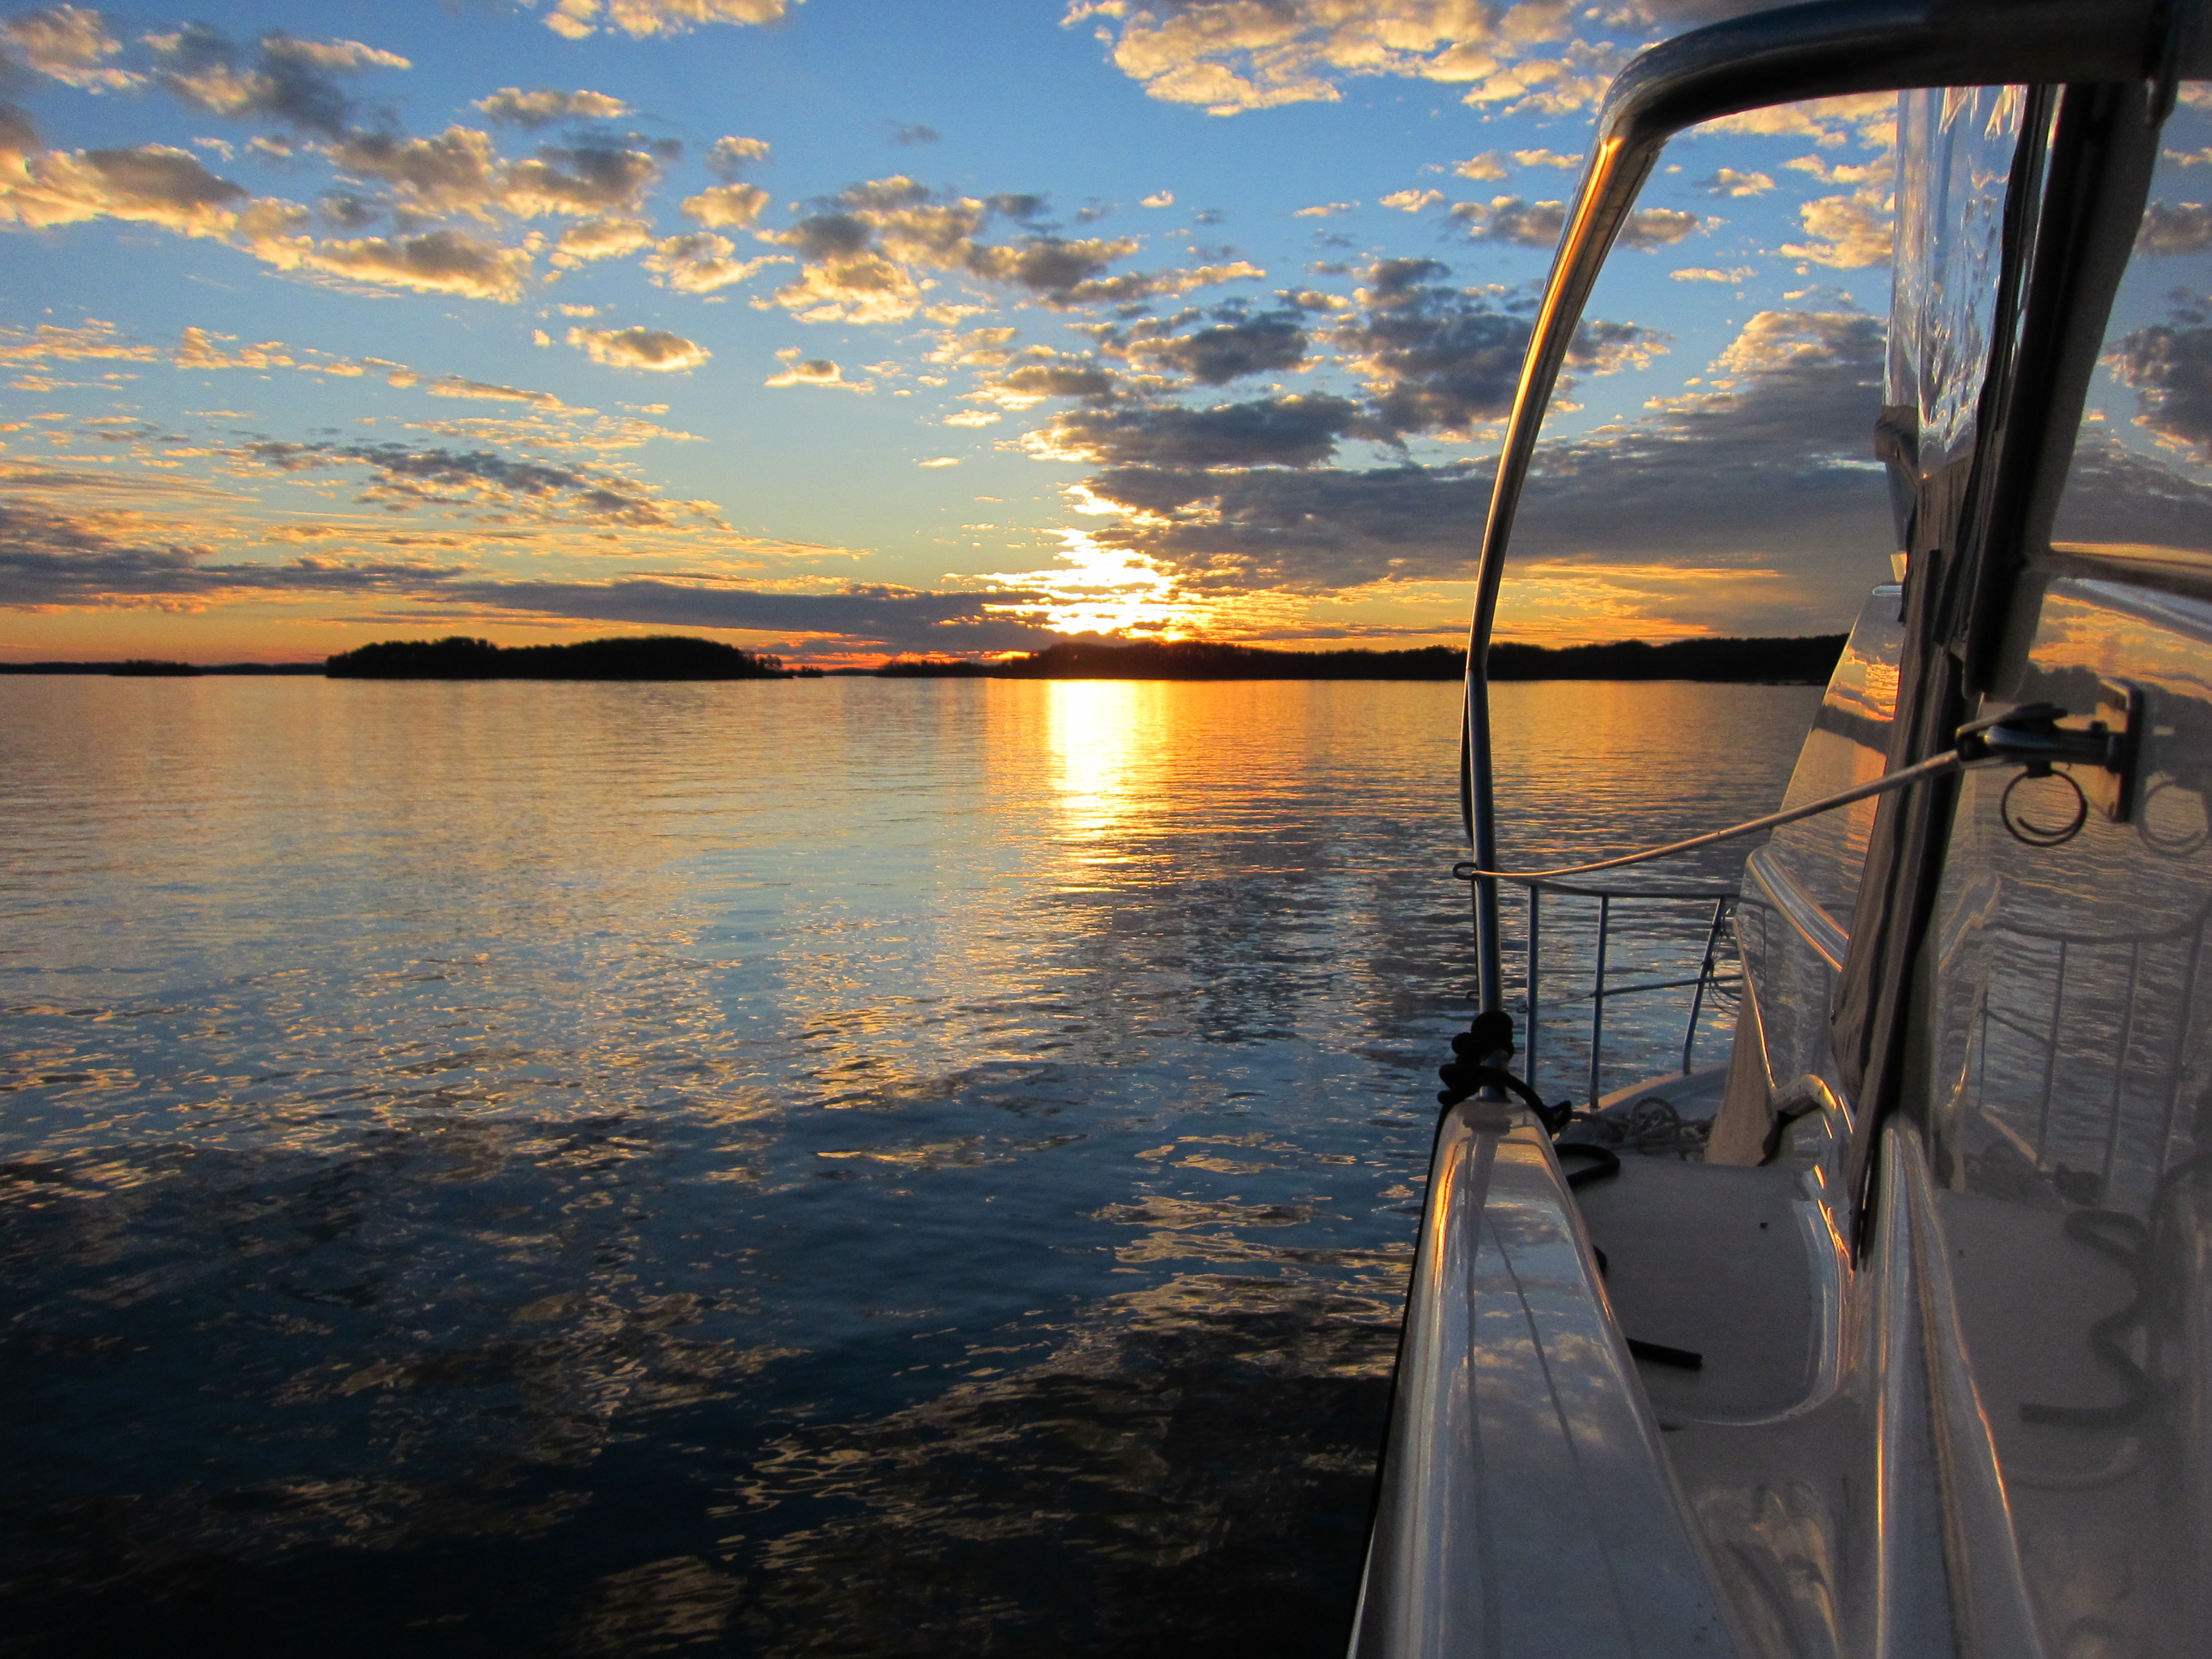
<box><xmin>1460</xmin><ymin>0</ymin><xmax>2176</xmax><ymax>1017</ymax></box>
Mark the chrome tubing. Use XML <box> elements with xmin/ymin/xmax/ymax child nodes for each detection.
<box><xmin>1459</xmin><ymin>0</ymin><xmax>2173</xmax><ymax>1016</ymax></box>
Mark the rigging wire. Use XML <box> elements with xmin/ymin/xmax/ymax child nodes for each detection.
<box><xmin>1450</xmin><ymin>749</ymin><xmax>1968</xmax><ymax>883</ymax></box>
<box><xmin>1450</xmin><ymin>702</ymin><xmax>2129</xmax><ymax>885</ymax></box>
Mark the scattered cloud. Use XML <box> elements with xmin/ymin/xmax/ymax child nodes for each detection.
<box><xmin>1379</xmin><ymin>187</ymin><xmax>1444</xmax><ymax>213</ymax></box>
<box><xmin>1700</xmin><ymin>167</ymin><xmax>1772</xmax><ymax>196</ymax></box>
<box><xmin>1294</xmin><ymin>201</ymin><xmax>1353</xmax><ymax>217</ymax></box>
<box><xmin>1140</xmin><ymin>190</ymin><xmax>1175</xmax><ymax>209</ymax></box>
<box><xmin>567</xmin><ymin>324</ymin><xmax>710</xmax><ymax>371</ymax></box>
<box><xmin>552</xmin><ymin>214</ymin><xmax>652</xmax><ymax>266</ymax></box>
<box><xmin>1781</xmin><ymin>190</ymin><xmax>1893</xmax><ymax>267</ymax></box>
<box><xmin>765</xmin><ymin>350</ymin><xmax>871</xmax><ymax>390</ymax></box>
<box><xmin>474</xmin><ymin>87</ymin><xmax>631</xmax><ymax>128</ymax></box>
<box><xmin>1672</xmin><ymin>265</ymin><xmax>1755</xmax><ymax>283</ymax></box>
<box><xmin>535</xmin><ymin>0</ymin><xmax>802</xmax><ymax>42</ymax></box>
<box><xmin>294</xmin><ymin>229</ymin><xmax>534</xmax><ymax>301</ymax></box>
<box><xmin>704</xmin><ymin>135</ymin><xmax>771</xmax><ymax>179</ymax></box>
<box><xmin>240</xmin><ymin>436</ymin><xmax>711</xmax><ymax>527</ymax></box>
<box><xmin>1</xmin><ymin>5</ymin><xmax>140</xmax><ymax>92</ymax></box>
<box><xmin>1063</xmin><ymin>0</ymin><xmax>1595</xmax><ymax>118</ymax></box>
<box><xmin>1513</xmin><ymin>147</ymin><xmax>1580</xmax><ymax>169</ymax></box>
<box><xmin>423</xmin><ymin>374</ymin><xmax>565</xmax><ymax>407</ymax></box>
<box><xmin>681</xmin><ymin>181</ymin><xmax>770</xmax><ymax>227</ymax></box>
<box><xmin>916</xmin><ymin>455</ymin><xmax>959</xmax><ymax>466</ymax></box>
<box><xmin>643</xmin><ymin>230</ymin><xmax>783</xmax><ymax>292</ymax></box>
<box><xmin>1701</xmin><ymin>92</ymin><xmax>1895</xmax><ymax>150</ymax></box>
<box><xmin>758</xmin><ymin>173</ymin><xmax>1241</xmax><ymax>323</ymax></box>
<box><xmin>1454</xmin><ymin>152</ymin><xmax>1507</xmax><ymax>181</ymax></box>
<box><xmin>890</xmin><ymin>124</ymin><xmax>940</xmax><ymax>146</ymax></box>
<box><xmin>0</xmin><ymin>318</ymin><xmax>160</xmax><ymax>366</ymax></box>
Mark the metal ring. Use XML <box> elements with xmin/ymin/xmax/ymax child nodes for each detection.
<box><xmin>2136</xmin><ymin>777</ymin><xmax>2210</xmax><ymax>857</ymax></box>
<box><xmin>2001</xmin><ymin>769</ymin><xmax>2089</xmax><ymax>848</ymax></box>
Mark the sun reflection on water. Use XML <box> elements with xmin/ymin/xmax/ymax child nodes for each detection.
<box><xmin>1045</xmin><ymin>680</ymin><xmax>1172</xmax><ymax>851</ymax></box>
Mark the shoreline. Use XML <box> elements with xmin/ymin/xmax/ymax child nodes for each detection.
<box><xmin>0</xmin><ymin>633</ymin><xmax>1847</xmax><ymax>686</ymax></box>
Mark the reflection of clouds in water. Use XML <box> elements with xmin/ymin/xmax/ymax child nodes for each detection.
<box><xmin>717</xmin><ymin>1270</ymin><xmax>1401</xmax><ymax>1655</ymax></box>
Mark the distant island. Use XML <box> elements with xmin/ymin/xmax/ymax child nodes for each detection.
<box><xmin>863</xmin><ymin>635</ymin><xmax>1847</xmax><ymax>683</ymax></box>
<box><xmin>0</xmin><ymin>659</ymin><xmax>321</xmax><ymax>676</ymax></box>
<box><xmin>1</xmin><ymin>632</ymin><xmax>1849</xmax><ymax>683</ymax></box>
<box><xmin>324</xmin><ymin>635</ymin><xmax>799</xmax><ymax>679</ymax></box>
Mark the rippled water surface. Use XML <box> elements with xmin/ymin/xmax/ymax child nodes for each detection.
<box><xmin>0</xmin><ymin>675</ymin><xmax>1815</xmax><ymax>1657</ymax></box>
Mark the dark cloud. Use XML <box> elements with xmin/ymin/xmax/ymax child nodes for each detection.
<box><xmin>433</xmin><ymin>579</ymin><xmax>1059</xmax><ymax>654</ymax></box>
<box><xmin>318</xmin><ymin>190</ymin><xmax>380</xmax><ymax>229</ymax></box>
<box><xmin>0</xmin><ymin>102</ymin><xmax>37</xmax><ymax>156</ymax></box>
<box><xmin>966</xmin><ymin>235</ymin><xmax>1138</xmax><ymax>298</ymax></box>
<box><xmin>0</xmin><ymin>495</ymin><xmax>1057</xmax><ymax>653</ymax></box>
<box><xmin>240</xmin><ymin>440</ymin><xmax>688</xmax><ymax>525</ymax></box>
<box><xmin>303</xmin><ymin>228</ymin><xmax>530</xmax><ymax>302</ymax></box>
<box><xmin>1131</xmin><ymin>311</ymin><xmax>1307</xmax><ymax>384</ymax></box>
<box><xmin>0</xmin><ymin>496</ymin><xmax>453</xmax><ymax>608</ymax></box>
<box><xmin>2055</xmin><ymin>433</ymin><xmax>2212</xmax><ymax>551</ymax></box>
<box><xmin>1067</xmin><ymin>307</ymin><xmax>1892</xmax><ymax>625</ymax></box>
<box><xmin>2139</xmin><ymin>202</ymin><xmax>2212</xmax><ymax>255</ymax></box>
<box><xmin>1031</xmin><ymin>394</ymin><xmax>1361</xmax><ymax>470</ymax></box>
<box><xmin>890</xmin><ymin>124</ymin><xmax>942</xmax><ymax>146</ymax></box>
<box><xmin>764</xmin><ymin>175</ymin><xmax>1254</xmax><ymax>322</ymax></box>
<box><xmin>326</xmin><ymin>127</ymin><xmax>498</xmax><ymax>222</ymax></box>
<box><xmin>989</xmin><ymin>359</ymin><xmax>1121</xmax><ymax>403</ymax></box>
<box><xmin>75</xmin><ymin>144</ymin><xmax>247</xmax><ymax>211</ymax></box>
<box><xmin>1451</xmin><ymin>196</ymin><xmax>1703</xmax><ymax>251</ymax></box>
<box><xmin>1097</xmin><ymin>306</ymin><xmax>1308</xmax><ymax>385</ymax></box>
<box><xmin>146</xmin><ymin>26</ymin><xmax>409</xmax><ymax>138</ymax></box>
<box><xmin>1333</xmin><ymin>259</ymin><xmax>1664</xmax><ymax>437</ymax></box>
<box><xmin>2105</xmin><ymin>295</ymin><xmax>2212</xmax><ymax>457</ymax></box>
<box><xmin>501</xmin><ymin>140</ymin><xmax>663</xmax><ymax>217</ymax></box>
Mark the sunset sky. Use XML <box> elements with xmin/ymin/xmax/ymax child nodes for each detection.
<box><xmin>0</xmin><ymin>0</ymin><xmax>2189</xmax><ymax>664</ymax></box>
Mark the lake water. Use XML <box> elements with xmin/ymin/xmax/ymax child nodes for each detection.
<box><xmin>0</xmin><ymin>675</ymin><xmax>1817</xmax><ymax>1657</ymax></box>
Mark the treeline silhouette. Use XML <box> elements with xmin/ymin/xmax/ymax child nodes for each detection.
<box><xmin>0</xmin><ymin>660</ymin><xmax>320</xmax><ymax>675</ymax></box>
<box><xmin>5</xmin><ymin>633</ymin><xmax>1848</xmax><ymax>683</ymax></box>
<box><xmin>324</xmin><ymin>635</ymin><xmax>796</xmax><ymax>680</ymax></box>
<box><xmin>870</xmin><ymin>635</ymin><xmax>1846</xmax><ymax>683</ymax></box>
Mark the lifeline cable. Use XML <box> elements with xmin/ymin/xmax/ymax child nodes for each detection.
<box><xmin>1450</xmin><ymin>749</ymin><xmax>1968</xmax><ymax>883</ymax></box>
<box><xmin>1453</xmin><ymin>702</ymin><xmax>2133</xmax><ymax>884</ymax></box>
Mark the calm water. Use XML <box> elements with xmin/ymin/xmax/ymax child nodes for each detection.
<box><xmin>0</xmin><ymin>676</ymin><xmax>1815</xmax><ymax>1657</ymax></box>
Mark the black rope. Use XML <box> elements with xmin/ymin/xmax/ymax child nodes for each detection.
<box><xmin>2020</xmin><ymin>1208</ymin><xmax>2153</xmax><ymax>1429</ymax></box>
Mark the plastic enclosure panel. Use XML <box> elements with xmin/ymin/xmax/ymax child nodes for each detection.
<box><xmin>1889</xmin><ymin>86</ymin><xmax>2039</xmax><ymax>480</ymax></box>
<box><xmin>1912</xmin><ymin>96</ymin><xmax>2212</xmax><ymax>1654</ymax></box>
<box><xmin>1734</xmin><ymin>588</ymin><xmax>1903</xmax><ymax>1093</ymax></box>
<box><xmin>2049</xmin><ymin>98</ymin><xmax>2212</xmax><ymax>563</ymax></box>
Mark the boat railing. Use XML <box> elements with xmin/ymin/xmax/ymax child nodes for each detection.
<box><xmin>1500</xmin><ymin>876</ymin><xmax>1741</xmax><ymax>1107</ymax></box>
